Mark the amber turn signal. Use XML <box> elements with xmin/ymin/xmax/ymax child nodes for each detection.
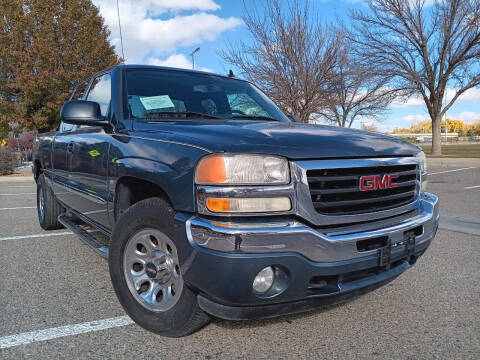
<box><xmin>195</xmin><ymin>155</ymin><xmax>227</xmax><ymax>184</ymax></box>
<box><xmin>206</xmin><ymin>198</ymin><xmax>231</xmax><ymax>212</ymax></box>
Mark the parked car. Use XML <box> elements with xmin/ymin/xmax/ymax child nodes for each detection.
<box><xmin>33</xmin><ymin>65</ymin><xmax>439</xmax><ymax>337</ymax></box>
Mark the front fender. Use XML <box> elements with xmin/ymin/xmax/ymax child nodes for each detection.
<box><xmin>108</xmin><ymin>137</ymin><xmax>210</xmax><ymax>213</ymax></box>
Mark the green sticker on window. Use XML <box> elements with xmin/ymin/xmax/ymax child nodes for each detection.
<box><xmin>140</xmin><ymin>95</ymin><xmax>175</xmax><ymax>110</ymax></box>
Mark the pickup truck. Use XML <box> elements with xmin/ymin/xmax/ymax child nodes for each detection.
<box><xmin>33</xmin><ymin>64</ymin><xmax>439</xmax><ymax>337</ymax></box>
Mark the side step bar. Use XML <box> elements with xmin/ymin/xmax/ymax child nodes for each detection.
<box><xmin>58</xmin><ymin>215</ymin><xmax>109</xmax><ymax>259</ymax></box>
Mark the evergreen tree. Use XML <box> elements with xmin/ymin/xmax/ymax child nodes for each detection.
<box><xmin>0</xmin><ymin>0</ymin><xmax>119</xmax><ymax>131</ymax></box>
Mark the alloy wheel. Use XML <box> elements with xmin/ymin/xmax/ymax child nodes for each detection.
<box><xmin>123</xmin><ymin>228</ymin><xmax>183</xmax><ymax>312</ymax></box>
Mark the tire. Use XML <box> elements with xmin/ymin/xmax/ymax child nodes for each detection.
<box><xmin>109</xmin><ymin>197</ymin><xmax>210</xmax><ymax>337</ymax></box>
<box><xmin>37</xmin><ymin>174</ymin><xmax>64</xmax><ymax>230</ymax></box>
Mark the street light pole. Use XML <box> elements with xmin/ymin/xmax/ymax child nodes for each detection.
<box><xmin>190</xmin><ymin>47</ymin><xmax>200</xmax><ymax>70</ymax></box>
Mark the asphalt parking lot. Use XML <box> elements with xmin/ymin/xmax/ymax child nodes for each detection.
<box><xmin>0</xmin><ymin>158</ymin><xmax>479</xmax><ymax>359</ymax></box>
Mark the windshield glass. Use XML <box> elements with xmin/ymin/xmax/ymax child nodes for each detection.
<box><xmin>125</xmin><ymin>69</ymin><xmax>289</xmax><ymax>122</ymax></box>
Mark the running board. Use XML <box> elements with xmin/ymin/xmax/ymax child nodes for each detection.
<box><xmin>58</xmin><ymin>215</ymin><xmax>109</xmax><ymax>259</ymax></box>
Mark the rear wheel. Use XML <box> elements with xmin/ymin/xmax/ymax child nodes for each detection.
<box><xmin>109</xmin><ymin>197</ymin><xmax>209</xmax><ymax>337</ymax></box>
<box><xmin>37</xmin><ymin>174</ymin><xmax>64</xmax><ymax>230</ymax></box>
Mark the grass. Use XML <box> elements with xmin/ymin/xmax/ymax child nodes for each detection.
<box><xmin>420</xmin><ymin>143</ymin><xmax>480</xmax><ymax>158</ymax></box>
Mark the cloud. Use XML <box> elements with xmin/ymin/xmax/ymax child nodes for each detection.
<box><xmin>391</xmin><ymin>87</ymin><xmax>480</xmax><ymax>109</ymax></box>
<box><xmin>147</xmin><ymin>54</ymin><xmax>212</xmax><ymax>72</ymax></box>
<box><xmin>391</xmin><ymin>97</ymin><xmax>424</xmax><ymax>108</ymax></box>
<box><xmin>454</xmin><ymin>111</ymin><xmax>480</xmax><ymax>123</ymax></box>
<box><xmin>393</xmin><ymin>111</ymin><xmax>480</xmax><ymax>126</ymax></box>
<box><xmin>401</xmin><ymin>114</ymin><xmax>430</xmax><ymax>123</ymax></box>
<box><xmin>449</xmin><ymin>87</ymin><xmax>480</xmax><ymax>102</ymax></box>
<box><xmin>92</xmin><ymin>0</ymin><xmax>242</xmax><ymax>63</ymax></box>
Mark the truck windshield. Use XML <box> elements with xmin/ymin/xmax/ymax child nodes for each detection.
<box><xmin>125</xmin><ymin>69</ymin><xmax>289</xmax><ymax>122</ymax></box>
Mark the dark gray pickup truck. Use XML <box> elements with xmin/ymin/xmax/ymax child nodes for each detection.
<box><xmin>33</xmin><ymin>65</ymin><xmax>439</xmax><ymax>337</ymax></box>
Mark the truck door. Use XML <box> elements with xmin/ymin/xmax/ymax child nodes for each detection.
<box><xmin>51</xmin><ymin>122</ymin><xmax>77</xmax><ymax>206</ymax></box>
<box><xmin>51</xmin><ymin>79</ymin><xmax>90</xmax><ymax>209</ymax></box>
<box><xmin>67</xmin><ymin>73</ymin><xmax>112</xmax><ymax>229</ymax></box>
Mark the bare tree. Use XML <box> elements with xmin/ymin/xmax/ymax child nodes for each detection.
<box><xmin>351</xmin><ymin>0</ymin><xmax>480</xmax><ymax>155</ymax></box>
<box><xmin>220</xmin><ymin>0</ymin><xmax>340</xmax><ymax>123</ymax></box>
<box><xmin>317</xmin><ymin>31</ymin><xmax>396</xmax><ymax>127</ymax></box>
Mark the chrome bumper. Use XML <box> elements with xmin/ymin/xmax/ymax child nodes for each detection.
<box><xmin>186</xmin><ymin>192</ymin><xmax>439</xmax><ymax>263</ymax></box>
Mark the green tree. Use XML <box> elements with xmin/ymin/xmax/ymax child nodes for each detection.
<box><xmin>0</xmin><ymin>0</ymin><xmax>119</xmax><ymax>132</ymax></box>
<box><xmin>0</xmin><ymin>122</ymin><xmax>9</xmax><ymax>140</ymax></box>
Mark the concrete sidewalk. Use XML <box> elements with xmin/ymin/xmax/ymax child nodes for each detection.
<box><xmin>427</xmin><ymin>157</ymin><xmax>480</xmax><ymax>166</ymax></box>
<box><xmin>0</xmin><ymin>175</ymin><xmax>34</xmax><ymax>182</ymax></box>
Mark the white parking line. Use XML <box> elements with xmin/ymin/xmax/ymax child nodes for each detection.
<box><xmin>0</xmin><ymin>316</ymin><xmax>134</xmax><ymax>349</ymax></box>
<box><xmin>0</xmin><ymin>232</ymin><xmax>72</xmax><ymax>242</ymax></box>
<box><xmin>428</xmin><ymin>166</ymin><xmax>477</xmax><ymax>175</ymax></box>
<box><xmin>465</xmin><ymin>185</ymin><xmax>480</xmax><ymax>190</ymax></box>
<box><xmin>0</xmin><ymin>193</ymin><xmax>36</xmax><ymax>196</ymax></box>
<box><xmin>0</xmin><ymin>206</ymin><xmax>36</xmax><ymax>211</ymax></box>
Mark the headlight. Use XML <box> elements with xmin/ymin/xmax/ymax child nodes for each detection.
<box><xmin>416</xmin><ymin>151</ymin><xmax>427</xmax><ymax>173</ymax></box>
<box><xmin>195</xmin><ymin>153</ymin><xmax>290</xmax><ymax>185</ymax></box>
<box><xmin>416</xmin><ymin>151</ymin><xmax>428</xmax><ymax>191</ymax></box>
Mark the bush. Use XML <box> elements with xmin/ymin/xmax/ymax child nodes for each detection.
<box><xmin>0</xmin><ymin>147</ymin><xmax>19</xmax><ymax>175</ymax></box>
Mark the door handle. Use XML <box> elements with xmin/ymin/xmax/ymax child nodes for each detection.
<box><xmin>67</xmin><ymin>142</ymin><xmax>74</xmax><ymax>153</ymax></box>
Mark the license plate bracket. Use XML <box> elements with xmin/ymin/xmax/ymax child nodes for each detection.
<box><xmin>404</xmin><ymin>230</ymin><xmax>416</xmax><ymax>258</ymax></box>
<box><xmin>378</xmin><ymin>238</ymin><xmax>391</xmax><ymax>268</ymax></box>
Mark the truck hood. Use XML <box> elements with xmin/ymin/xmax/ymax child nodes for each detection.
<box><xmin>132</xmin><ymin>120</ymin><xmax>420</xmax><ymax>159</ymax></box>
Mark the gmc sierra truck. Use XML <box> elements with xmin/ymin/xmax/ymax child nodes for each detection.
<box><xmin>33</xmin><ymin>65</ymin><xmax>439</xmax><ymax>337</ymax></box>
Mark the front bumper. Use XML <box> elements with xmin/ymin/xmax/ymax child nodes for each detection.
<box><xmin>175</xmin><ymin>193</ymin><xmax>439</xmax><ymax>320</ymax></box>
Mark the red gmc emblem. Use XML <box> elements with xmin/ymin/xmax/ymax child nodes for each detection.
<box><xmin>359</xmin><ymin>174</ymin><xmax>400</xmax><ymax>191</ymax></box>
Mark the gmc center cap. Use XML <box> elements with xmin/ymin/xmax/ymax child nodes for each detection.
<box><xmin>145</xmin><ymin>262</ymin><xmax>158</xmax><ymax>278</ymax></box>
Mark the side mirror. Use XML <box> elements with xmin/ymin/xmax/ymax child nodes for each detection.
<box><xmin>60</xmin><ymin>100</ymin><xmax>108</xmax><ymax>126</ymax></box>
<box><xmin>287</xmin><ymin>114</ymin><xmax>302</xmax><ymax>123</ymax></box>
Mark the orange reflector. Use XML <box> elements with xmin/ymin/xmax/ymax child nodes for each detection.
<box><xmin>195</xmin><ymin>155</ymin><xmax>227</xmax><ymax>184</ymax></box>
<box><xmin>206</xmin><ymin>198</ymin><xmax>230</xmax><ymax>212</ymax></box>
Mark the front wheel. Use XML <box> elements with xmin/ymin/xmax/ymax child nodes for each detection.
<box><xmin>108</xmin><ymin>198</ymin><xmax>209</xmax><ymax>337</ymax></box>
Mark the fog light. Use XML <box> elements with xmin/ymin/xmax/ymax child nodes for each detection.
<box><xmin>253</xmin><ymin>266</ymin><xmax>275</xmax><ymax>294</ymax></box>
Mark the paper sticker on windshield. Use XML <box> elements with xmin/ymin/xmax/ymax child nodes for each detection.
<box><xmin>140</xmin><ymin>95</ymin><xmax>175</xmax><ymax>110</ymax></box>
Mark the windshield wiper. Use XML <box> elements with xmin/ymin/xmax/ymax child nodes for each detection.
<box><xmin>144</xmin><ymin>111</ymin><xmax>221</xmax><ymax>119</ymax></box>
<box><xmin>228</xmin><ymin>115</ymin><xmax>281</xmax><ymax>121</ymax></box>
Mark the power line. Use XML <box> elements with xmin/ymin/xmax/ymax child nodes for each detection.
<box><xmin>116</xmin><ymin>0</ymin><xmax>125</xmax><ymax>62</ymax></box>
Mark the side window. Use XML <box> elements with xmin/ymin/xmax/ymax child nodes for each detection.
<box><xmin>59</xmin><ymin>122</ymin><xmax>76</xmax><ymax>132</ymax></box>
<box><xmin>86</xmin><ymin>73</ymin><xmax>111</xmax><ymax>116</ymax></box>
<box><xmin>70</xmin><ymin>80</ymin><xmax>90</xmax><ymax>100</ymax></box>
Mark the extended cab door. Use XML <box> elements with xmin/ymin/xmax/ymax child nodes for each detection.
<box><xmin>67</xmin><ymin>73</ymin><xmax>112</xmax><ymax>229</ymax></box>
<box><xmin>51</xmin><ymin>122</ymin><xmax>77</xmax><ymax>206</ymax></box>
<box><xmin>51</xmin><ymin>79</ymin><xmax>90</xmax><ymax>206</ymax></box>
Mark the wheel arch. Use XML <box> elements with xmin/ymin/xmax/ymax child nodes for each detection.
<box><xmin>113</xmin><ymin>175</ymin><xmax>174</xmax><ymax>222</ymax></box>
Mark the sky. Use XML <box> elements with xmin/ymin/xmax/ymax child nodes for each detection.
<box><xmin>91</xmin><ymin>0</ymin><xmax>480</xmax><ymax>132</ymax></box>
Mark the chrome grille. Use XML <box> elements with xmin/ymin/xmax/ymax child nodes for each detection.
<box><xmin>307</xmin><ymin>163</ymin><xmax>419</xmax><ymax>215</ymax></box>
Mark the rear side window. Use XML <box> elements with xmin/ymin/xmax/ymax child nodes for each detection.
<box><xmin>70</xmin><ymin>80</ymin><xmax>90</xmax><ymax>100</ymax></box>
<box><xmin>59</xmin><ymin>122</ymin><xmax>76</xmax><ymax>132</ymax></box>
<box><xmin>86</xmin><ymin>73</ymin><xmax>111</xmax><ymax>116</ymax></box>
